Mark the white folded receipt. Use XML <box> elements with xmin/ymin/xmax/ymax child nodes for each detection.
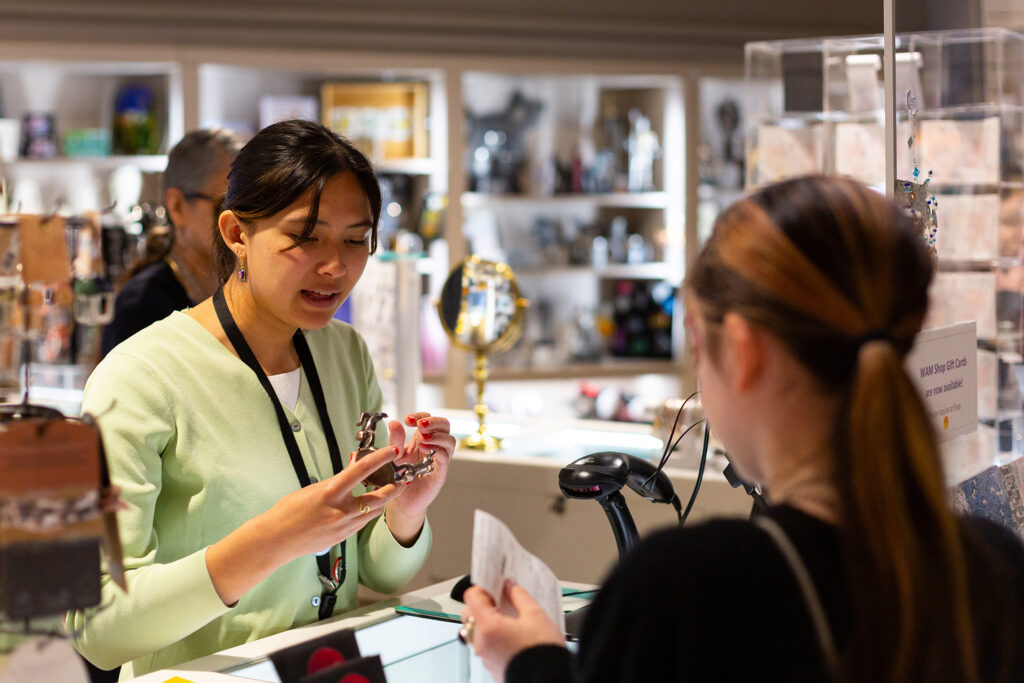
<box><xmin>470</xmin><ymin>509</ymin><xmax>566</xmax><ymax>632</ymax></box>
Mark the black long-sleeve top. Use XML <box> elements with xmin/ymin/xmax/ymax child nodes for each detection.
<box><xmin>101</xmin><ymin>261</ymin><xmax>192</xmax><ymax>356</ymax></box>
<box><xmin>507</xmin><ymin>505</ymin><xmax>1024</xmax><ymax>682</ymax></box>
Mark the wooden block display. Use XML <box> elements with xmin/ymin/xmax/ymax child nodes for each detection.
<box><xmin>320</xmin><ymin>82</ymin><xmax>428</xmax><ymax>161</ymax></box>
<box><xmin>0</xmin><ymin>418</ymin><xmax>102</xmax><ymax>617</ymax></box>
<box><xmin>17</xmin><ymin>215</ymin><xmax>71</xmax><ymax>285</ymax></box>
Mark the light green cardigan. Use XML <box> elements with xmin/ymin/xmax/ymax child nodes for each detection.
<box><xmin>67</xmin><ymin>312</ymin><xmax>431</xmax><ymax>678</ymax></box>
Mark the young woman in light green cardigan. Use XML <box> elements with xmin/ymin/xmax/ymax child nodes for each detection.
<box><xmin>69</xmin><ymin>120</ymin><xmax>456</xmax><ymax>678</ymax></box>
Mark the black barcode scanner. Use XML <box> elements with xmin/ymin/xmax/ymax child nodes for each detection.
<box><xmin>559</xmin><ymin>452</ymin><xmax>678</xmax><ymax>557</ymax></box>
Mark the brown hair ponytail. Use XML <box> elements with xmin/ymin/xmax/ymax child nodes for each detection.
<box><xmin>687</xmin><ymin>175</ymin><xmax>991</xmax><ymax>682</ymax></box>
<box><xmin>839</xmin><ymin>340</ymin><xmax>976</xmax><ymax>682</ymax></box>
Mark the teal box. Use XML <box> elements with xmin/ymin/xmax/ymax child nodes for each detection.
<box><xmin>62</xmin><ymin>128</ymin><xmax>112</xmax><ymax>157</ymax></box>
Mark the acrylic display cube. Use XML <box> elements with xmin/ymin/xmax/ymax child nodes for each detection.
<box><xmin>745</xmin><ymin>28</ymin><xmax>1024</xmax><ymax>473</ymax></box>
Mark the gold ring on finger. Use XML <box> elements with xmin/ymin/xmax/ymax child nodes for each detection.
<box><xmin>458</xmin><ymin>616</ymin><xmax>476</xmax><ymax>646</ymax></box>
<box><xmin>359</xmin><ymin>496</ymin><xmax>371</xmax><ymax>515</ymax></box>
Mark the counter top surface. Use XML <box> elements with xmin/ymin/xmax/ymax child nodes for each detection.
<box><xmin>130</xmin><ymin>578</ymin><xmax>594</xmax><ymax>682</ymax></box>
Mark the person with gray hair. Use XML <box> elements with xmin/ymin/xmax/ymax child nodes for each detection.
<box><xmin>101</xmin><ymin>128</ymin><xmax>243</xmax><ymax>355</ymax></box>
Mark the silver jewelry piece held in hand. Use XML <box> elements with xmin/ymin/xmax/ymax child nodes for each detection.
<box><xmin>458</xmin><ymin>615</ymin><xmax>476</xmax><ymax>646</ymax></box>
<box><xmin>395</xmin><ymin>449</ymin><xmax>437</xmax><ymax>484</ymax></box>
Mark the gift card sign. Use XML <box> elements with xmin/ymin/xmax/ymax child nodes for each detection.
<box><xmin>906</xmin><ymin>320</ymin><xmax>978</xmax><ymax>443</ymax></box>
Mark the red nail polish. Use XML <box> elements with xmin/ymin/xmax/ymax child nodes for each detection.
<box><xmin>421</xmin><ymin>432</ymin><xmax>432</xmax><ymax>439</ymax></box>
<box><xmin>419</xmin><ymin>419</ymin><xmax>430</xmax><ymax>428</ymax></box>
<box><xmin>406</xmin><ymin>416</ymin><xmax>416</xmax><ymax>425</ymax></box>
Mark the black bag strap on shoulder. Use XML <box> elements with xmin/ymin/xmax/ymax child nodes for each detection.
<box><xmin>754</xmin><ymin>515</ymin><xmax>839</xmax><ymax>678</ymax></box>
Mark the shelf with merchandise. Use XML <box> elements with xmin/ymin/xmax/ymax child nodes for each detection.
<box><xmin>461</xmin><ymin>191</ymin><xmax>668</xmax><ymax>210</ymax></box>
<box><xmin>197</xmin><ymin>63</ymin><xmax>443</xmax><ymax>171</ymax></box>
<box><xmin>694</xmin><ymin>75</ymin><xmax>750</xmax><ymax>246</ymax></box>
<box><xmin>459</xmin><ymin>70</ymin><xmax>684</xmax><ymax>397</ymax></box>
<box><xmin>423</xmin><ymin>359</ymin><xmax>683</xmax><ymax>384</ymax></box>
<box><xmin>374</xmin><ymin>157</ymin><xmax>437</xmax><ymax>176</ymax></box>
<box><xmin>487</xmin><ymin>359</ymin><xmax>682</xmax><ymax>382</ymax></box>
<box><xmin>196</xmin><ymin>61</ymin><xmax>449</xmax><ymax>263</ymax></box>
<box><xmin>513</xmin><ymin>262</ymin><xmax>676</xmax><ymax>281</ymax></box>
<box><xmin>0</xmin><ymin>58</ymin><xmax>182</xmax><ymax>212</ymax></box>
<box><xmin>2</xmin><ymin>155</ymin><xmax>169</xmax><ymax>173</ymax></box>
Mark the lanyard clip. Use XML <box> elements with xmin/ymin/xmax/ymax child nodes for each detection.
<box><xmin>319</xmin><ymin>574</ymin><xmax>339</xmax><ymax>594</ymax></box>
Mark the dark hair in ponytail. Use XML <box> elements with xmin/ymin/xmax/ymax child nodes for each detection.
<box><xmin>686</xmin><ymin>175</ymin><xmax>1002</xmax><ymax>682</ymax></box>
<box><xmin>215</xmin><ymin>119</ymin><xmax>381</xmax><ymax>283</ymax></box>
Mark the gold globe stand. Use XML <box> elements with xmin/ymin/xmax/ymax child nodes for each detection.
<box><xmin>462</xmin><ymin>349</ymin><xmax>501</xmax><ymax>452</ymax></box>
<box><xmin>437</xmin><ymin>256</ymin><xmax>528</xmax><ymax>452</ymax></box>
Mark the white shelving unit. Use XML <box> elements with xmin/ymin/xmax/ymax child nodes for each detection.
<box><xmin>461</xmin><ymin>190</ymin><xmax>669</xmax><ymax>209</ymax></box>
<box><xmin>0</xmin><ymin>56</ymin><xmax>183</xmax><ymax>212</ymax></box>
<box><xmin>455</xmin><ymin>69</ymin><xmax>686</xmax><ymax>416</ymax></box>
<box><xmin>0</xmin><ymin>43</ymin><xmax>697</xmax><ymax>419</ymax></box>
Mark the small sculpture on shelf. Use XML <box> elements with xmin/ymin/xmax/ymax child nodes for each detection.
<box><xmin>626</xmin><ymin>108</ymin><xmax>660</xmax><ymax>192</ymax></box>
<box><xmin>20</xmin><ymin>112</ymin><xmax>57</xmax><ymax>160</ymax></box>
<box><xmin>714</xmin><ymin>98</ymin><xmax>745</xmax><ymax>190</ymax></box>
<box><xmin>466</xmin><ymin>90</ymin><xmax>543</xmax><ymax>194</ymax></box>
<box><xmin>113</xmin><ymin>84</ymin><xmax>159</xmax><ymax>155</ymax></box>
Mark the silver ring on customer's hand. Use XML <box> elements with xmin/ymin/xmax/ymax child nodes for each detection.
<box><xmin>358</xmin><ymin>496</ymin><xmax>371</xmax><ymax>515</ymax></box>
<box><xmin>458</xmin><ymin>616</ymin><xmax>476</xmax><ymax>646</ymax></box>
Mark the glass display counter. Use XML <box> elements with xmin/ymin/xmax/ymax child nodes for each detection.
<box><xmin>223</xmin><ymin>616</ymin><xmax>472</xmax><ymax>683</ymax></box>
<box><xmin>130</xmin><ymin>578</ymin><xmax>591</xmax><ymax>683</ymax></box>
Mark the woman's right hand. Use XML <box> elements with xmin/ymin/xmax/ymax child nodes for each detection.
<box><xmin>206</xmin><ymin>444</ymin><xmax>406</xmax><ymax>606</ymax></box>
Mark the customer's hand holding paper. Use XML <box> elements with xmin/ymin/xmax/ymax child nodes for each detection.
<box><xmin>470</xmin><ymin>509</ymin><xmax>566</xmax><ymax>632</ymax></box>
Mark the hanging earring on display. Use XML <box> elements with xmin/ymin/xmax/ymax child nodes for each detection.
<box><xmin>238</xmin><ymin>263</ymin><xmax>247</xmax><ymax>282</ymax></box>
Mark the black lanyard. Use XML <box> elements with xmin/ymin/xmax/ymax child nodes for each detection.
<box><xmin>213</xmin><ymin>287</ymin><xmax>345</xmax><ymax>620</ymax></box>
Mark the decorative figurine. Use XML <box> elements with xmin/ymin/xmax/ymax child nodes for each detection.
<box><xmin>465</xmin><ymin>90</ymin><xmax>543</xmax><ymax>194</ymax></box>
<box><xmin>626</xmin><ymin>108</ymin><xmax>660</xmax><ymax>193</ymax></box>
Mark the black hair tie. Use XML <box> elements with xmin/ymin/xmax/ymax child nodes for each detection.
<box><xmin>854</xmin><ymin>329</ymin><xmax>891</xmax><ymax>349</ymax></box>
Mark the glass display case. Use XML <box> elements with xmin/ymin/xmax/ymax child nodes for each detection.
<box><xmin>745</xmin><ymin>28</ymin><xmax>1024</xmax><ymax>476</ymax></box>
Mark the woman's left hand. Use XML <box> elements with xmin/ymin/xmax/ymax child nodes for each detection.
<box><xmin>383</xmin><ymin>411</ymin><xmax>455</xmax><ymax>544</ymax></box>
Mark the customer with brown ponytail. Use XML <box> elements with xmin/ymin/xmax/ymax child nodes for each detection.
<box><xmin>461</xmin><ymin>175</ymin><xmax>1024</xmax><ymax>682</ymax></box>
